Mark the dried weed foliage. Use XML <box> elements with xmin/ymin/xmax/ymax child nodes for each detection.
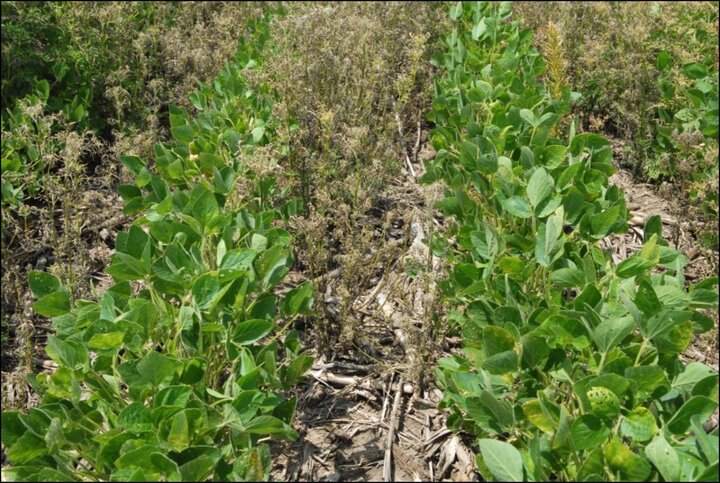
<box><xmin>1</xmin><ymin>109</ymin><xmax>98</xmax><ymax>396</ymax></box>
<box><xmin>257</xmin><ymin>2</ymin><xmax>445</xmax><ymax>351</ymax></box>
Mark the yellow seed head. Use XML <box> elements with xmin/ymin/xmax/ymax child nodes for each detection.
<box><xmin>541</xmin><ymin>22</ymin><xmax>568</xmax><ymax>101</ymax></box>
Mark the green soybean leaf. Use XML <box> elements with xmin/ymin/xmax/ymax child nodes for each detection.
<box><xmin>6</xmin><ymin>432</ymin><xmax>47</xmax><ymax>464</ymax></box>
<box><xmin>120</xmin><ymin>155</ymin><xmax>145</xmax><ymax>177</ymax></box>
<box><xmin>645</xmin><ymin>435</ymin><xmax>680</xmax><ymax>481</ymax></box>
<box><xmin>697</xmin><ymin>462</ymin><xmax>719</xmax><ymax>482</ymax></box>
<box><xmin>460</xmin><ymin>138</ymin><xmax>498</xmax><ymax>174</ymax></box>
<box><xmin>616</xmin><ymin>235</ymin><xmax>660</xmax><ymax>278</ymax></box>
<box><xmin>587</xmin><ymin>205</ymin><xmax>621</xmax><ymax>239</ymax></box>
<box><xmin>119</xmin><ymin>402</ymin><xmax>152</xmax><ymax>431</ymax></box>
<box><xmin>476</xmin><ymin>136</ymin><xmax>499</xmax><ymax>174</ymax></box>
<box><xmin>221</xmin><ymin>249</ymin><xmax>256</xmax><ymax>270</ymax></box>
<box><xmin>189</xmin><ymin>91</ymin><xmax>205</xmax><ymax>111</ymax></box>
<box><xmin>483</xmin><ymin>350</ymin><xmax>518</xmax><ymax>375</ymax></box>
<box><xmin>28</xmin><ymin>271</ymin><xmax>62</xmax><ymax>299</ymax></box>
<box><xmin>179</xmin><ymin>454</ymin><xmax>217</xmax><ymax>482</ymax></box>
<box><xmin>243</xmin><ymin>415</ymin><xmax>298</xmax><ymax>440</ymax></box>
<box><xmin>449</xmin><ymin>1</ymin><xmax>463</xmax><ymax>20</ymax></box>
<box><xmin>523</xmin><ymin>399</ymin><xmax>556</xmax><ymax>434</ymax></box>
<box><xmin>644</xmin><ymin>309</ymin><xmax>691</xmax><ymax>340</ymax></box>
<box><xmin>151</xmin><ymin>452</ymin><xmax>181</xmax><ymax>479</ymax></box>
<box><xmin>520</xmin><ymin>145</ymin><xmax>535</xmax><ymax>168</ymax></box>
<box><xmin>171</xmin><ymin>124</ymin><xmax>194</xmax><ymax>143</ymax></box>
<box><xmin>625</xmin><ymin>365</ymin><xmax>669</xmax><ymax>397</ymax></box>
<box><xmin>541</xmin><ymin>145</ymin><xmax>566</xmax><ymax>167</ymax></box>
<box><xmin>589</xmin><ymin>373</ymin><xmax>630</xmax><ymax>399</ymax></box>
<box><xmin>683</xmin><ymin>62</ymin><xmax>707</xmax><ymax>79</ymax></box>
<box><xmin>479</xmin><ymin>390</ymin><xmax>515</xmax><ymax>429</ymax></box>
<box><xmin>483</xmin><ymin>326</ymin><xmax>515</xmax><ymax>356</ymax></box>
<box><xmin>539</xmin><ymin>113</ymin><xmax>560</xmax><ymax>128</ymax></box>
<box><xmin>644</xmin><ymin>215</ymin><xmax>663</xmax><ymax>243</ymax></box>
<box><xmin>690</xmin><ymin>288</ymin><xmax>720</xmax><ymax>308</ymax></box>
<box><xmin>501</xmin><ymin>196</ymin><xmax>532</xmax><ymax>218</ymax></box>
<box><xmin>254</xmin><ymin>245</ymin><xmax>289</xmax><ymax>289</ymax></box>
<box><xmin>33</xmin><ymin>467</ymin><xmax>75</xmax><ymax>482</ymax></box>
<box><xmin>249</xmin><ymin>293</ymin><xmax>277</xmax><ymax>320</ymax></box>
<box><xmin>1</xmin><ymin>412</ymin><xmax>26</xmax><ymax>448</ymax></box>
<box><xmin>657</xmin><ymin>51</ymin><xmax>671</xmax><ymax>71</ymax></box>
<box><xmin>592</xmin><ymin>316</ymin><xmax>634</xmax><ymax>353</ymax></box>
<box><xmin>35</xmin><ymin>79</ymin><xmax>50</xmax><ymax>100</ymax></box>
<box><xmin>498</xmin><ymin>256</ymin><xmax>525</xmax><ymax>277</ymax></box>
<box><xmin>605</xmin><ymin>439</ymin><xmax>652</xmax><ymax>481</ymax></box>
<box><xmin>553</xmin><ymin>405</ymin><xmax>573</xmax><ymax>451</ymax></box>
<box><xmin>250</xmin><ymin>126</ymin><xmax>265</xmax><ymax>144</ymax></box>
<box><xmin>571</xmin><ymin>415</ymin><xmax>611</xmax><ymax>450</ymax></box>
<box><xmin>472</xmin><ymin>18</ymin><xmax>487</xmax><ymax>40</ymax></box>
<box><xmin>33</xmin><ymin>290</ymin><xmax>71</xmax><ymax>317</ymax></box>
<box><xmin>478</xmin><ymin>439</ymin><xmax>524</xmax><ymax>482</ymax></box>
<box><xmin>179</xmin><ymin>358</ymin><xmax>205</xmax><ymax>385</ymax></box>
<box><xmin>534</xmin><ymin>228</ymin><xmax>552</xmax><ymax>268</ymax></box>
<box><xmin>692</xmin><ymin>374</ymin><xmax>719</xmax><ymax>402</ymax></box>
<box><xmin>154</xmin><ymin>385</ymin><xmax>192</xmax><ymax>408</ymax></box>
<box><xmin>616</xmin><ymin>256</ymin><xmax>656</xmax><ymax>279</ymax></box>
<box><xmin>281</xmin><ymin>281</ymin><xmax>314</xmax><ymax>316</ymax></box>
<box><xmin>250</xmin><ymin>233</ymin><xmax>268</xmax><ymax>251</ymax></box>
<box><xmin>620</xmin><ymin>407</ymin><xmax>658</xmax><ymax>442</ymax></box>
<box><xmin>570</xmin><ymin>133</ymin><xmax>610</xmax><ymax>156</ymax></box>
<box><xmin>655</xmin><ymin>285</ymin><xmax>690</xmax><ymax>309</ymax></box>
<box><xmin>527</xmin><ymin>167</ymin><xmax>554</xmax><ymax>209</ymax></box>
<box><xmin>190</xmin><ymin>187</ymin><xmax>219</xmax><ymax>228</ymax></box>
<box><xmin>535</xmin><ymin>208</ymin><xmax>564</xmax><ymax>267</ymax></box>
<box><xmin>635</xmin><ymin>278</ymin><xmax>661</xmax><ymax>319</ymax></box>
<box><xmin>284</xmin><ymin>354</ymin><xmax>313</xmax><ymax>387</ymax></box>
<box><xmin>673</xmin><ymin>362</ymin><xmax>716</xmax><ymax>391</ymax></box>
<box><xmin>459</xmin><ymin>140</ymin><xmax>480</xmax><ymax>168</ymax></box>
<box><xmin>536</xmin><ymin>195</ymin><xmax>563</xmax><ymax>218</ymax></box>
<box><xmin>233</xmin><ymin>319</ymin><xmax>274</xmax><ymax>346</ymax></box>
<box><xmin>691</xmin><ymin>415</ymin><xmax>719</xmax><ymax>464</ymax></box>
<box><xmin>137</xmin><ymin>351</ymin><xmax>179</xmax><ymax>387</ymax></box>
<box><xmin>87</xmin><ymin>331</ymin><xmax>125</xmax><ymax>351</ymax></box>
<box><xmin>45</xmin><ymin>336</ymin><xmax>87</xmax><ymax>370</ymax></box>
<box><xmin>550</xmin><ymin>268</ymin><xmax>586</xmax><ymax>289</ymax></box>
<box><xmin>520</xmin><ymin>109</ymin><xmax>539</xmax><ymax>128</ymax></box>
<box><xmin>192</xmin><ymin>273</ymin><xmax>220</xmax><ymax>310</ymax></box>
<box><xmin>118</xmin><ymin>184</ymin><xmax>142</xmax><ymax>201</ymax></box>
<box><xmin>521</xmin><ymin>334</ymin><xmax>550</xmax><ymax>369</ymax></box>
<box><xmin>666</xmin><ymin>396</ymin><xmax>717</xmax><ymax>434</ymax></box>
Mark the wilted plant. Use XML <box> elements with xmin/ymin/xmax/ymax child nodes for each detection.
<box><xmin>257</xmin><ymin>2</ymin><xmax>444</xmax><ymax>350</ymax></box>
